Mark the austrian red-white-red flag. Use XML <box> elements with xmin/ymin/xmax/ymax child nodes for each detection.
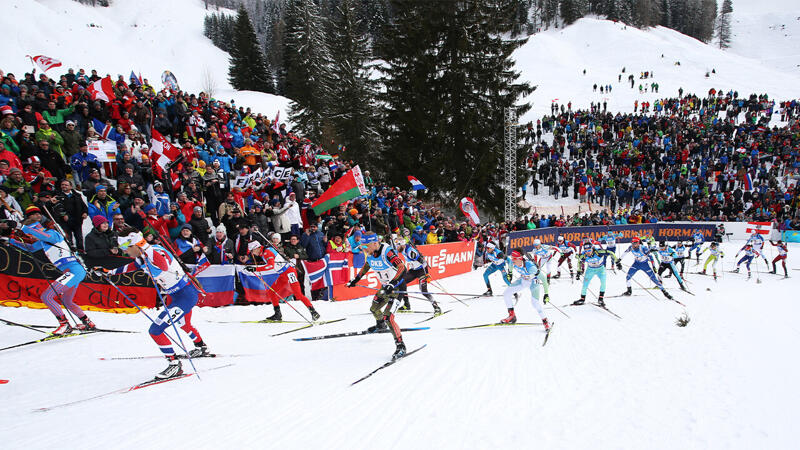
<box><xmin>150</xmin><ymin>129</ymin><xmax>182</xmax><ymax>170</ymax></box>
<box><xmin>87</xmin><ymin>76</ymin><xmax>116</xmax><ymax>102</ymax></box>
<box><xmin>460</xmin><ymin>197</ymin><xmax>480</xmax><ymax>226</ymax></box>
<box><xmin>27</xmin><ymin>55</ymin><xmax>62</xmax><ymax>72</ymax></box>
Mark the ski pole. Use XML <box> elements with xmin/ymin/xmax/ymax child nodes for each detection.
<box><xmin>249</xmin><ymin>268</ymin><xmax>312</xmax><ymax>324</ymax></box>
<box><xmin>430</xmin><ymin>279</ymin><xmax>470</xmax><ymax>307</ymax></box>
<box><xmin>353</xmin><ymin>284</ymin><xmax>438</xmax><ymax>303</ymax></box>
<box><xmin>138</xmin><ymin>263</ymin><xmax>201</xmax><ymax>379</ymax></box>
<box><xmin>0</xmin><ymin>317</ymin><xmax>48</xmax><ymax>334</ymax></box>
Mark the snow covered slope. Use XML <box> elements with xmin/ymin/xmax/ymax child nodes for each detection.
<box><xmin>2</xmin><ymin>0</ymin><xmax>291</xmax><ymax>118</ymax></box>
<box><xmin>2</xmin><ymin>241</ymin><xmax>799</xmax><ymax>449</ymax></box>
<box><xmin>514</xmin><ymin>17</ymin><xmax>800</xmax><ymax>124</ymax></box>
<box><xmin>727</xmin><ymin>0</ymin><xmax>800</xmax><ymax>74</ymax></box>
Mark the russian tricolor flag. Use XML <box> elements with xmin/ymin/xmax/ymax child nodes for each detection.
<box><xmin>744</xmin><ymin>173</ymin><xmax>753</xmax><ymax>191</ymax></box>
<box><xmin>237</xmin><ymin>265</ymin><xmax>294</xmax><ymax>303</ymax></box>
<box><xmin>407</xmin><ymin>175</ymin><xmax>426</xmax><ymax>191</ymax></box>
<box><xmin>193</xmin><ymin>265</ymin><xmax>236</xmax><ymax>307</ymax></box>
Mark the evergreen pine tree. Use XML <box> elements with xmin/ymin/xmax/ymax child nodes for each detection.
<box><xmin>379</xmin><ymin>0</ymin><xmax>532</xmax><ymax>217</ymax></box>
<box><xmin>284</xmin><ymin>0</ymin><xmax>335</xmax><ymax>142</ymax></box>
<box><xmin>326</xmin><ymin>0</ymin><xmax>380</xmax><ymax>165</ymax></box>
<box><xmin>716</xmin><ymin>0</ymin><xmax>732</xmax><ymax>49</ymax></box>
<box><xmin>228</xmin><ymin>6</ymin><xmax>275</xmax><ymax>93</ymax></box>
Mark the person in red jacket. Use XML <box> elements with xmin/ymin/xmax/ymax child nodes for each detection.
<box><xmin>142</xmin><ymin>203</ymin><xmax>177</xmax><ymax>242</ymax></box>
<box><xmin>23</xmin><ymin>157</ymin><xmax>54</xmax><ymax>193</ymax></box>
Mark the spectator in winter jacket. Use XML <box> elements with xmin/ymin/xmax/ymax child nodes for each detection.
<box><xmin>57</xmin><ymin>179</ymin><xmax>88</xmax><ymax>251</ymax></box>
<box><xmin>87</xmin><ymin>184</ymin><xmax>120</xmax><ymax>222</ymax></box>
<box><xmin>2</xmin><ymin>168</ymin><xmax>35</xmax><ymax>210</ymax></box>
<box><xmin>0</xmin><ymin>141</ymin><xmax>22</xmax><ymax>171</ymax></box>
<box><xmin>284</xmin><ymin>192</ymin><xmax>302</xmax><ymax>236</ymax></box>
<box><xmin>205</xmin><ymin>224</ymin><xmax>234</xmax><ymax>265</ymax></box>
<box><xmin>60</xmin><ymin>120</ymin><xmax>82</xmax><ymax>157</ymax></box>
<box><xmin>300</xmin><ymin>222</ymin><xmax>326</xmax><ymax>261</ymax></box>
<box><xmin>150</xmin><ymin>181</ymin><xmax>171</xmax><ymax>216</ymax></box>
<box><xmin>175</xmin><ymin>224</ymin><xmax>205</xmax><ymax>264</ymax></box>
<box><xmin>188</xmin><ymin>205</ymin><xmax>211</xmax><ymax>244</ymax></box>
<box><xmin>69</xmin><ymin>141</ymin><xmax>99</xmax><ymax>183</ymax></box>
<box><xmin>411</xmin><ymin>226</ymin><xmax>427</xmax><ymax>246</ymax></box>
<box><xmin>41</xmin><ymin>101</ymin><xmax>74</xmax><ymax>131</ymax></box>
<box><xmin>270</xmin><ymin>197</ymin><xmax>291</xmax><ymax>238</ymax></box>
<box><xmin>84</xmin><ymin>215</ymin><xmax>121</xmax><ymax>265</ymax></box>
<box><xmin>35</xmin><ymin>138</ymin><xmax>69</xmax><ymax>181</ymax></box>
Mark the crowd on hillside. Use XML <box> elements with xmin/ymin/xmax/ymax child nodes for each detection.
<box><xmin>1</xmin><ymin>65</ymin><xmax>799</xmax><ymax>296</ymax></box>
<box><xmin>0</xmin><ymin>66</ymin><xmax>499</xmax><ymax>301</ymax></box>
<box><xmin>519</xmin><ymin>90</ymin><xmax>800</xmax><ymax>233</ymax></box>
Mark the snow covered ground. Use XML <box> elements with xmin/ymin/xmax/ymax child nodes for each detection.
<box><xmin>2</xmin><ymin>0</ymin><xmax>292</xmax><ymax>120</ymax></box>
<box><xmin>727</xmin><ymin>0</ymin><xmax>800</xmax><ymax>74</ymax></box>
<box><xmin>2</xmin><ymin>240</ymin><xmax>799</xmax><ymax>449</ymax></box>
<box><xmin>514</xmin><ymin>17</ymin><xmax>800</xmax><ymax>124</ymax></box>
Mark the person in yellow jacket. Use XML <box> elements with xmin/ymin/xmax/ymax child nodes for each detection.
<box><xmin>426</xmin><ymin>225</ymin><xmax>439</xmax><ymax>244</ymax></box>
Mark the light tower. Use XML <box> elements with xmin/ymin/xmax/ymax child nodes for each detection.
<box><xmin>504</xmin><ymin>107</ymin><xmax>518</xmax><ymax>223</ymax></box>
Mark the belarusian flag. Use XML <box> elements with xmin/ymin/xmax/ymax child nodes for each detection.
<box><xmin>312</xmin><ymin>165</ymin><xmax>369</xmax><ymax>215</ymax></box>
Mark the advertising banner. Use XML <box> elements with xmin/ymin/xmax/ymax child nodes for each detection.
<box><xmin>508</xmin><ymin>223</ymin><xmax>717</xmax><ymax>251</ymax></box>
<box><xmin>332</xmin><ymin>240</ymin><xmax>476</xmax><ymax>301</ymax></box>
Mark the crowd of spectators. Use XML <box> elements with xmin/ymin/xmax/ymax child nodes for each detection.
<box><xmin>519</xmin><ymin>90</ymin><xmax>800</xmax><ymax>233</ymax></box>
<box><xmin>0</xmin><ymin>66</ymin><xmax>499</xmax><ymax>299</ymax></box>
<box><xmin>1</xmin><ymin>65</ymin><xmax>799</xmax><ymax>299</ymax></box>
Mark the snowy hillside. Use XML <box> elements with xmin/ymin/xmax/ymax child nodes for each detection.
<box><xmin>727</xmin><ymin>0</ymin><xmax>800</xmax><ymax>73</ymax></box>
<box><xmin>514</xmin><ymin>17</ymin><xmax>800</xmax><ymax>124</ymax></box>
<box><xmin>2</xmin><ymin>0</ymin><xmax>291</xmax><ymax>118</ymax></box>
<box><xmin>1</xmin><ymin>240</ymin><xmax>798</xmax><ymax>448</ymax></box>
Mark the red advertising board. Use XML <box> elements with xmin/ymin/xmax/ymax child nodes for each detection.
<box><xmin>332</xmin><ymin>240</ymin><xmax>476</xmax><ymax>301</ymax></box>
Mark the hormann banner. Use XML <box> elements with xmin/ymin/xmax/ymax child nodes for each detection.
<box><xmin>508</xmin><ymin>223</ymin><xmax>717</xmax><ymax>251</ymax></box>
<box><xmin>332</xmin><ymin>240</ymin><xmax>476</xmax><ymax>301</ymax></box>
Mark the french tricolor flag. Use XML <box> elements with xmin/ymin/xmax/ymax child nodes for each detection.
<box><xmin>407</xmin><ymin>175</ymin><xmax>426</xmax><ymax>191</ymax></box>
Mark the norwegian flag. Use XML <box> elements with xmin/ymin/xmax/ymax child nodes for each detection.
<box><xmin>326</xmin><ymin>252</ymin><xmax>349</xmax><ymax>285</ymax></box>
<box><xmin>27</xmin><ymin>55</ymin><xmax>62</xmax><ymax>72</ymax></box>
<box><xmin>150</xmin><ymin>129</ymin><xmax>182</xmax><ymax>170</ymax></box>
<box><xmin>87</xmin><ymin>76</ymin><xmax>116</xmax><ymax>102</ymax></box>
<box><xmin>302</xmin><ymin>258</ymin><xmax>333</xmax><ymax>298</ymax></box>
<box><xmin>91</xmin><ymin>119</ymin><xmax>124</xmax><ymax>143</ymax></box>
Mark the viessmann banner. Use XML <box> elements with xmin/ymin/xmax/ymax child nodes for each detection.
<box><xmin>332</xmin><ymin>240</ymin><xmax>476</xmax><ymax>301</ymax></box>
<box><xmin>508</xmin><ymin>223</ymin><xmax>717</xmax><ymax>251</ymax></box>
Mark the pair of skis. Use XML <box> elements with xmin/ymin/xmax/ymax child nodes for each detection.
<box><xmin>0</xmin><ymin>327</ymin><xmax>135</xmax><ymax>353</ymax></box>
<box><xmin>448</xmin><ymin>321</ymin><xmax>554</xmax><ymax>346</ymax></box>
<box><xmin>562</xmin><ymin>301</ymin><xmax>622</xmax><ymax>319</ymax></box>
<box><xmin>34</xmin><ymin>363</ymin><xmax>235</xmax><ymax>412</ymax></box>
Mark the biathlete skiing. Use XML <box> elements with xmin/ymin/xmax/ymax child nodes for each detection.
<box><xmin>620</xmin><ymin>237</ymin><xmax>674</xmax><ymax>299</ymax></box>
<box><xmin>9</xmin><ymin>206</ymin><xmax>96</xmax><ymax>334</ymax></box>
<box><xmin>245</xmin><ymin>241</ymin><xmax>320</xmax><ymax>322</ymax></box>
<box><xmin>97</xmin><ymin>228</ymin><xmax>211</xmax><ymax>379</ymax></box>
<box><xmin>573</xmin><ymin>241</ymin><xmax>621</xmax><ymax>307</ymax></box>
<box><xmin>394</xmin><ymin>238</ymin><xmax>441</xmax><ymax>314</ymax></box>
<box><xmin>498</xmin><ymin>249</ymin><xmax>551</xmax><ymax>331</ymax></box>
<box><xmin>347</xmin><ymin>232</ymin><xmax>409</xmax><ymax>360</ymax></box>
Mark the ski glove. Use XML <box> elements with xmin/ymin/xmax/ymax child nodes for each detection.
<box><xmin>381</xmin><ymin>283</ymin><xmax>395</xmax><ymax>295</ymax></box>
<box><xmin>616</xmin><ymin>261</ymin><xmax>622</xmax><ymax>270</ymax></box>
<box><xmin>543</xmin><ymin>293</ymin><xmax>550</xmax><ymax>304</ymax></box>
<box><xmin>347</xmin><ymin>276</ymin><xmax>361</xmax><ymax>288</ymax></box>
